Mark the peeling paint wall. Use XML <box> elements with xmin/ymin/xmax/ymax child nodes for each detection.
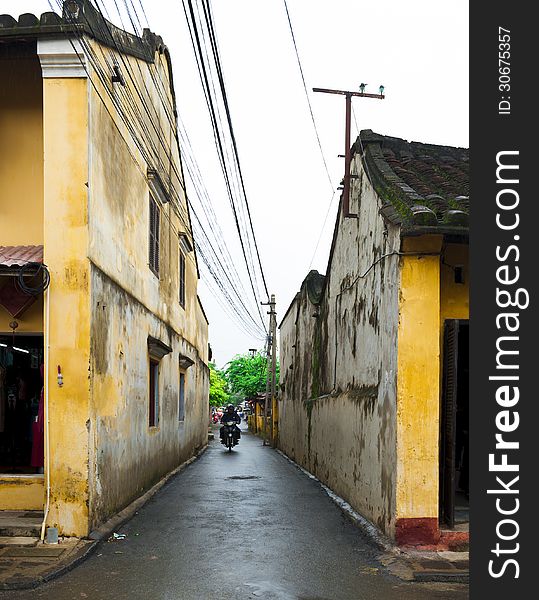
<box><xmin>279</xmin><ymin>156</ymin><xmax>401</xmax><ymax>537</ymax></box>
<box><xmin>88</xmin><ymin>269</ymin><xmax>208</xmax><ymax>528</ymax></box>
<box><xmin>85</xmin><ymin>39</ymin><xmax>209</xmax><ymax>531</ymax></box>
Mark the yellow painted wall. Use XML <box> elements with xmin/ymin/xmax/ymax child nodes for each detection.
<box><xmin>396</xmin><ymin>237</ymin><xmax>469</xmax><ymax>523</ymax></box>
<box><xmin>441</xmin><ymin>244</ymin><xmax>469</xmax><ymax>322</ymax></box>
<box><xmin>0</xmin><ymin>54</ymin><xmax>43</xmax><ymax>245</ymax></box>
<box><xmin>396</xmin><ymin>235</ymin><xmax>442</xmax><ymax>520</ymax></box>
<box><xmin>43</xmin><ymin>76</ymin><xmax>90</xmax><ymax>537</ymax></box>
<box><xmin>0</xmin><ymin>476</ymin><xmax>44</xmax><ymax>510</ymax></box>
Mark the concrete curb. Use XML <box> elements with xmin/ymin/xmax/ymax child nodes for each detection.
<box><xmin>0</xmin><ymin>445</ymin><xmax>208</xmax><ymax>591</ymax></box>
<box><xmin>41</xmin><ymin>539</ymin><xmax>99</xmax><ymax>583</ymax></box>
<box><xmin>413</xmin><ymin>571</ymin><xmax>469</xmax><ymax>584</ymax></box>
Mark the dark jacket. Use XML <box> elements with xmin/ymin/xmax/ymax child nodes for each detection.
<box><xmin>220</xmin><ymin>410</ymin><xmax>241</xmax><ymax>425</ymax></box>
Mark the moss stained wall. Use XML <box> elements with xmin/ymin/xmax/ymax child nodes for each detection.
<box><xmin>279</xmin><ymin>157</ymin><xmax>401</xmax><ymax>537</ymax></box>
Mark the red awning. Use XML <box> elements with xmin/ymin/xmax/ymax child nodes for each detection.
<box><xmin>0</xmin><ymin>245</ymin><xmax>43</xmax><ymax>268</ymax></box>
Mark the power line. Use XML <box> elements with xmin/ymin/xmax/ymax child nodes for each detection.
<box><xmin>181</xmin><ymin>0</ymin><xmax>269</xmax><ymax>326</ymax></box>
<box><xmin>45</xmin><ymin>0</ymin><xmax>267</xmax><ymax>338</ymax></box>
<box><xmin>307</xmin><ymin>189</ymin><xmax>338</xmax><ymax>271</ymax></box>
<box><xmin>202</xmin><ymin>0</ymin><xmax>270</xmax><ymax>300</ymax></box>
<box><xmin>282</xmin><ymin>0</ymin><xmax>334</xmax><ymax>193</ymax></box>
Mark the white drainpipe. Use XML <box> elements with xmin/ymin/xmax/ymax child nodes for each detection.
<box><xmin>40</xmin><ymin>285</ymin><xmax>51</xmax><ymax>541</ymax></box>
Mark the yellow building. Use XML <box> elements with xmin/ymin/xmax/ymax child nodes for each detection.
<box><xmin>0</xmin><ymin>1</ymin><xmax>209</xmax><ymax>538</ymax></box>
<box><xmin>279</xmin><ymin>130</ymin><xmax>469</xmax><ymax>548</ymax></box>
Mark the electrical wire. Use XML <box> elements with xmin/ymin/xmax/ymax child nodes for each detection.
<box><xmin>17</xmin><ymin>263</ymin><xmax>51</xmax><ymax>296</ymax></box>
<box><xmin>181</xmin><ymin>0</ymin><xmax>270</xmax><ymax>323</ymax></box>
<box><xmin>46</xmin><ymin>0</ymin><xmax>267</xmax><ymax>338</ymax></box>
<box><xmin>282</xmin><ymin>0</ymin><xmax>334</xmax><ymax>193</ymax></box>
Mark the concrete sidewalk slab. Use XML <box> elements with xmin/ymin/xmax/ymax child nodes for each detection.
<box><xmin>381</xmin><ymin>549</ymin><xmax>469</xmax><ymax>583</ymax></box>
<box><xmin>0</xmin><ymin>538</ymin><xmax>96</xmax><ymax>590</ymax></box>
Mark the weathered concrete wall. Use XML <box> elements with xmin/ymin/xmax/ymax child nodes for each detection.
<box><xmin>86</xmin><ymin>39</ymin><xmax>209</xmax><ymax>530</ymax></box>
<box><xmin>88</xmin><ymin>269</ymin><xmax>208</xmax><ymax>528</ymax></box>
<box><xmin>279</xmin><ymin>156</ymin><xmax>401</xmax><ymax>536</ymax></box>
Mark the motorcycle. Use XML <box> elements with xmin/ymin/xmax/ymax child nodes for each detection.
<box><xmin>221</xmin><ymin>420</ymin><xmax>239</xmax><ymax>452</ymax></box>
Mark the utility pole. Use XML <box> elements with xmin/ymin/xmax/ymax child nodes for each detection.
<box><xmin>261</xmin><ymin>295</ymin><xmax>276</xmax><ymax>446</ymax></box>
<box><xmin>270</xmin><ymin>296</ymin><xmax>277</xmax><ymax>447</ymax></box>
<box><xmin>313</xmin><ymin>85</ymin><xmax>385</xmax><ymax>218</ymax></box>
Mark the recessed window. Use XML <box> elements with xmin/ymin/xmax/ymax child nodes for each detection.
<box><xmin>454</xmin><ymin>266</ymin><xmax>465</xmax><ymax>284</ymax></box>
<box><xmin>179</xmin><ymin>251</ymin><xmax>186</xmax><ymax>308</ymax></box>
<box><xmin>179</xmin><ymin>372</ymin><xmax>186</xmax><ymax>422</ymax></box>
<box><xmin>149</xmin><ymin>360</ymin><xmax>159</xmax><ymax>427</ymax></box>
<box><xmin>149</xmin><ymin>197</ymin><xmax>160</xmax><ymax>275</ymax></box>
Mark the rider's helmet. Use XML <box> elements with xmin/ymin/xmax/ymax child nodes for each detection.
<box><xmin>226</xmin><ymin>404</ymin><xmax>235</xmax><ymax>412</ymax></box>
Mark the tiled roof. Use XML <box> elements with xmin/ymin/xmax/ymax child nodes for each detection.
<box><xmin>0</xmin><ymin>245</ymin><xmax>43</xmax><ymax>268</ymax></box>
<box><xmin>355</xmin><ymin>130</ymin><xmax>469</xmax><ymax>234</ymax></box>
<box><xmin>0</xmin><ymin>0</ymin><xmax>164</xmax><ymax>63</ymax></box>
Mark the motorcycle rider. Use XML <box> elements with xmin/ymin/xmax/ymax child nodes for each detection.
<box><xmin>220</xmin><ymin>404</ymin><xmax>241</xmax><ymax>444</ymax></box>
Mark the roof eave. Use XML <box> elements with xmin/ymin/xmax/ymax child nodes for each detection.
<box><xmin>400</xmin><ymin>225</ymin><xmax>469</xmax><ymax>240</ymax></box>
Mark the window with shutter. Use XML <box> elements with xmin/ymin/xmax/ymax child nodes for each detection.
<box><xmin>149</xmin><ymin>197</ymin><xmax>160</xmax><ymax>275</ymax></box>
<box><xmin>179</xmin><ymin>372</ymin><xmax>186</xmax><ymax>421</ymax></box>
<box><xmin>179</xmin><ymin>251</ymin><xmax>186</xmax><ymax>308</ymax></box>
<box><xmin>149</xmin><ymin>360</ymin><xmax>159</xmax><ymax>427</ymax></box>
<box><xmin>441</xmin><ymin>319</ymin><xmax>459</xmax><ymax>528</ymax></box>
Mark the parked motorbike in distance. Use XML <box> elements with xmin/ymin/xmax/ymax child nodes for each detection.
<box><xmin>221</xmin><ymin>420</ymin><xmax>239</xmax><ymax>452</ymax></box>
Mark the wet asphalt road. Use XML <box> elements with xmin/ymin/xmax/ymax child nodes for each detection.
<box><xmin>0</xmin><ymin>426</ymin><xmax>468</xmax><ymax>599</ymax></box>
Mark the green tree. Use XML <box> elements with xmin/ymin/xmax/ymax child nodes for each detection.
<box><xmin>225</xmin><ymin>352</ymin><xmax>279</xmax><ymax>399</ymax></box>
<box><xmin>209</xmin><ymin>362</ymin><xmax>230</xmax><ymax>407</ymax></box>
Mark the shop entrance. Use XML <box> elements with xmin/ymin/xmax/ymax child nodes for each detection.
<box><xmin>440</xmin><ymin>319</ymin><xmax>469</xmax><ymax>529</ymax></box>
<box><xmin>0</xmin><ymin>334</ymin><xmax>44</xmax><ymax>474</ymax></box>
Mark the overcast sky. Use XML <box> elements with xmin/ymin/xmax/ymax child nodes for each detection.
<box><xmin>2</xmin><ymin>1</ymin><xmax>469</xmax><ymax>367</ymax></box>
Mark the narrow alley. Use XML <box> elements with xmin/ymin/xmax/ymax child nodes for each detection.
<box><xmin>0</xmin><ymin>426</ymin><xmax>467</xmax><ymax>600</ymax></box>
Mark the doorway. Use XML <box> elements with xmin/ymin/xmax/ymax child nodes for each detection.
<box><xmin>440</xmin><ymin>319</ymin><xmax>469</xmax><ymax>529</ymax></box>
<box><xmin>0</xmin><ymin>334</ymin><xmax>44</xmax><ymax>473</ymax></box>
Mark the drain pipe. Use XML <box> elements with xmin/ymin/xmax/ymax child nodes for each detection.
<box><xmin>40</xmin><ymin>285</ymin><xmax>51</xmax><ymax>542</ymax></box>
